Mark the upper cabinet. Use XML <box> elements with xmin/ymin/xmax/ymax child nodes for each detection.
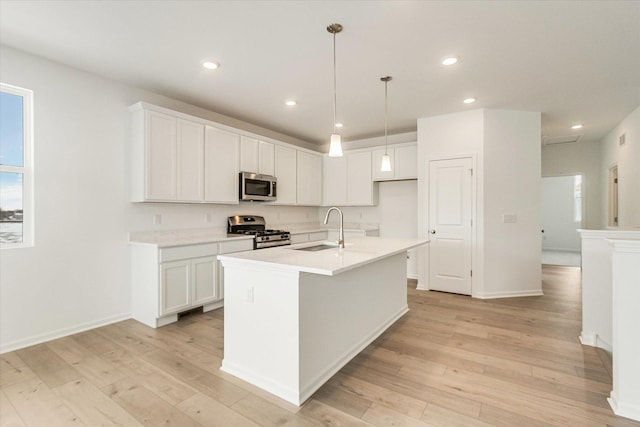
<box><xmin>323</xmin><ymin>151</ymin><xmax>376</xmax><ymax>206</ymax></box>
<box><xmin>131</xmin><ymin>108</ymin><xmax>207</xmax><ymax>202</ymax></box>
<box><xmin>296</xmin><ymin>151</ymin><xmax>322</xmax><ymax>206</ymax></box>
<box><xmin>371</xmin><ymin>144</ymin><xmax>417</xmax><ymax>181</ymax></box>
<box><xmin>274</xmin><ymin>145</ymin><xmax>297</xmax><ymax>205</ymax></box>
<box><xmin>240</xmin><ymin>137</ymin><xmax>275</xmax><ymax>176</ymax></box>
<box><xmin>204</xmin><ymin>126</ymin><xmax>240</xmax><ymax>204</ymax></box>
<box><xmin>323</xmin><ymin>156</ymin><xmax>347</xmax><ymax>206</ymax></box>
<box><xmin>131</xmin><ymin>103</ymin><xmax>238</xmax><ymax>204</ymax></box>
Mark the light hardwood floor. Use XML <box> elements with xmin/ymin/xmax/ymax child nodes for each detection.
<box><xmin>2</xmin><ymin>265</ymin><xmax>639</xmax><ymax>426</ymax></box>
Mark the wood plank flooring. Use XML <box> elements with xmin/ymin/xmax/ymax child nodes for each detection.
<box><xmin>2</xmin><ymin>265</ymin><xmax>639</xmax><ymax>426</ymax></box>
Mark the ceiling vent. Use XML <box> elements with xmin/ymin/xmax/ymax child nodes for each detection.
<box><xmin>542</xmin><ymin>134</ymin><xmax>583</xmax><ymax>146</ymax></box>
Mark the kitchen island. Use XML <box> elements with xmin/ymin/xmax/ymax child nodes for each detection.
<box><xmin>217</xmin><ymin>236</ymin><xmax>428</xmax><ymax>405</ymax></box>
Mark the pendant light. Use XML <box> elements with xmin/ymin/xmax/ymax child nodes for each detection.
<box><xmin>327</xmin><ymin>23</ymin><xmax>343</xmax><ymax>157</ymax></box>
<box><xmin>380</xmin><ymin>76</ymin><xmax>393</xmax><ymax>172</ymax></box>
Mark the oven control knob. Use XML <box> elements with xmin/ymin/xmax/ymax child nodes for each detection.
<box><xmin>265</xmin><ymin>236</ymin><xmax>270</xmax><ymax>240</ymax></box>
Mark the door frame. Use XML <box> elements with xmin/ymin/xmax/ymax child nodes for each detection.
<box><xmin>424</xmin><ymin>153</ymin><xmax>478</xmax><ymax>296</ymax></box>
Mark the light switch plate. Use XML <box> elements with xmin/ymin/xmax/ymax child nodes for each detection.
<box><xmin>503</xmin><ymin>213</ymin><xmax>517</xmax><ymax>223</ymax></box>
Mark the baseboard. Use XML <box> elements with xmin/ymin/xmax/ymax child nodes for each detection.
<box><xmin>580</xmin><ymin>332</ymin><xmax>613</xmax><ymax>352</ymax></box>
<box><xmin>542</xmin><ymin>248</ymin><xmax>581</xmax><ymax>253</ymax></box>
<box><xmin>474</xmin><ymin>289</ymin><xmax>544</xmax><ymax>299</ymax></box>
<box><xmin>0</xmin><ymin>312</ymin><xmax>131</xmax><ymax>354</ymax></box>
<box><xmin>407</xmin><ymin>273</ymin><xmax>418</xmax><ymax>280</ymax></box>
<box><xmin>220</xmin><ymin>360</ymin><xmax>300</xmax><ymax>405</ymax></box>
<box><xmin>609</xmin><ymin>392</ymin><xmax>640</xmax><ymax>422</ymax></box>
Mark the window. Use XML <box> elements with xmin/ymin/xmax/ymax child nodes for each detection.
<box><xmin>0</xmin><ymin>83</ymin><xmax>33</xmax><ymax>248</ymax></box>
<box><xmin>573</xmin><ymin>175</ymin><xmax>583</xmax><ymax>224</ymax></box>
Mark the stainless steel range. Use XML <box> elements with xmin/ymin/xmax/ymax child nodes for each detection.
<box><xmin>227</xmin><ymin>215</ymin><xmax>291</xmax><ymax>250</ymax></box>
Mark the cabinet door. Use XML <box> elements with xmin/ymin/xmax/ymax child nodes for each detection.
<box><xmin>240</xmin><ymin>136</ymin><xmax>259</xmax><ymax>173</ymax></box>
<box><xmin>347</xmin><ymin>151</ymin><xmax>374</xmax><ymax>205</ymax></box>
<box><xmin>192</xmin><ymin>256</ymin><xmax>218</xmax><ymax>305</ymax></box>
<box><xmin>394</xmin><ymin>145</ymin><xmax>417</xmax><ymax>179</ymax></box>
<box><xmin>177</xmin><ymin>119</ymin><xmax>204</xmax><ymax>201</ymax></box>
<box><xmin>371</xmin><ymin>148</ymin><xmax>395</xmax><ymax>181</ymax></box>
<box><xmin>274</xmin><ymin>145</ymin><xmax>297</xmax><ymax>205</ymax></box>
<box><xmin>146</xmin><ymin>111</ymin><xmax>177</xmax><ymax>200</ymax></box>
<box><xmin>323</xmin><ymin>155</ymin><xmax>347</xmax><ymax>206</ymax></box>
<box><xmin>258</xmin><ymin>141</ymin><xmax>275</xmax><ymax>175</ymax></box>
<box><xmin>297</xmin><ymin>151</ymin><xmax>322</xmax><ymax>206</ymax></box>
<box><xmin>160</xmin><ymin>260</ymin><xmax>190</xmax><ymax>315</ymax></box>
<box><xmin>204</xmin><ymin>126</ymin><xmax>240</xmax><ymax>204</ymax></box>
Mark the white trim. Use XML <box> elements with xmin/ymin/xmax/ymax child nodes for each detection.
<box><xmin>0</xmin><ymin>82</ymin><xmax>34</xmax><ymax>249</ymax></box>
<box><xmin>474</xmin><ymin>289</ymin><xmax>544</xmax><ymax>299</ymax></box>
<box><xmin>579</xmin><ymin>332</ymin><xmax>613</xmax><ymax>352</ymax></box>
<box><xmin>0</xmin><ymin>312</ymin><xmax>131</xmax><ymax>354</ymax></box>
<box><xmin>609</xmin><ymin>392</ymin><xmax>640</xmax><ymax>422</ymax></box>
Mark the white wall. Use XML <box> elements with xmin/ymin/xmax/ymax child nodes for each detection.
<box><xmin>417</xmin><ymin>109</ymin><xmax>542</xmax><ymax>298</ymax></box>
<box><xmin>600</xmin><ymin>105</ymin><xmax>640</xmax><ymax>229</ymax></box>
<box><xmin>0</xmin><ymin>46</ymin><xmax>318</xmax><ymax>352</ymax></box>
<box><xmin>483</xmin><ymin>109</ymin><xmax>541</xmax><ymax>298</ymax></box>
<box><xmin>541</xmin><ymin>140</ymin><xmax>602</xmax><ymax>229</ymax></box>
<box><xmin>417</xmin><ymin>109</ymin><xmax>485</xmax><ymax>292</ymax></box>
<box><xmin>541</xmin><ymin>176</ymin><xmax>582</xmax><ymax>251</ymax></box>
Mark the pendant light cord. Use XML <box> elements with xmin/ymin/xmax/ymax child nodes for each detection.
<box><xmin>384</xmin><ymin>79</ymin><xmax>388</xmax><ymax>155</ymax></box>
<box><xmin>332</xmin><ymin>31</ymin><xmax>337</xmax><ymax>134</ymax></box>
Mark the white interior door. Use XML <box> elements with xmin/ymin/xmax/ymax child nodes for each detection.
<box><xmin>428</xmin><ymin>157</ymin><xmax>473</xmax><ymax>295</ymax></box>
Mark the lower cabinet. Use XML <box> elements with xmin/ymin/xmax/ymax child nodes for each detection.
<box><xmin>160</xmin><ymin>256</ymin><xmax>218</xmax><ymax>316</ymax></box>
<box><xmin>131</xmin><ymin>239</ymin><xmax>252</xmax><ymax>328</ymax></box>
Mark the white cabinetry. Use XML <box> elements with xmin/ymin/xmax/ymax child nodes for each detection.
<box><xmin>274</xmin><ymin>145</ymin><xmax>297</xmax><ymax>205</ymax></box>
<box><xmin>297</xmin><ymin>151</ymin><xmax>322</xmax><ymax>206</ymax></box>
<box><xmin>323</xmin><ymin>151</ymin><xmax>377</xmax><ymax>206</ymax></box>
<box><xmin>160</xmin><ymin>255</ymin><xmax>217</xmax><ymax>316</ymax></box>
<box><xmin>347</xmin><ymin>151</ymin><xmax>375</xmax><ymax>206</ymax></box>
<box><xmin>204</xmin><ymin>126</ymin><xmax>240</xmax><ymax>204</ymax></box>
<box><xmin>323</xmin><ymin>156</ymin><xmax>347</xmax><ymax>206</ymax></box>
<box><xmin>241</xmin><ymin>137</ymin><xmax>275</xmax><ymax>176</ymax></box>
<box><xmin>177</xmin><ymin>119</ymin><xmax>205</xmax><ymax>201</ymax></box>
<box><xmin>131</xmin><ymin>107</ymin><xmax>206</xmax><ymax>202</ymax></box>
<box><xmin>371</xmin><ymin>144</ymin><xmax>417</xmax><ymax>181</ymax></box>
<box><xmin>131</xmin><ymin>239</ymin><xmax>253</xmax><ymax>328</ymax></box>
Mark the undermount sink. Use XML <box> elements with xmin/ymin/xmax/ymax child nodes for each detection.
<box><xmin>293</xmin><ymin>243</ymin><xmax>339</xmax><ymax>252</ymax></box>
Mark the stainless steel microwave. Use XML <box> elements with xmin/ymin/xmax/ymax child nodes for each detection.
<box><xmin>239</xmin><ymin>172</ymin><xmax>277</xmax><ymax>201</ymax></box>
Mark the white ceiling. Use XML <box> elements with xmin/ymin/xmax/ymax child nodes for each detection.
<box><xmin>1</xmin><ymin>1</ymin><xmax>639</xmax><ymax>146</ymax></box>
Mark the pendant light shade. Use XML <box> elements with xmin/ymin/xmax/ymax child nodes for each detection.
<box><xmin>380</xmin><ymin>76</ymin><xmax>393</xmax><ymax>172</ymax></box>
<box><xmin>329</xmin><ymin>133</ymin><xmax>343</xmax><ymax>157</ymax></box>
<box><xmin>327</xmin><ymin>23</ymin><xmax>344</xmax><ymax>157</ymax></box>
<box><xmin>380</xmin><ymin>153</ymin><xmax>392</xmax><ymax>172</ymax></box>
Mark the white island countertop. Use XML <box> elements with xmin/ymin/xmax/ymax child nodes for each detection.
<box><xmin>218</xmin><ymin>236</ymin><xmax>428</xmax><ymax>276</ymax></box>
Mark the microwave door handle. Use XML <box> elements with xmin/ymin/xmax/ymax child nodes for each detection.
<box><xmin>272</xmin><ymin>181</ymin><xmax>277</xmax><ymax>197</ymax></box>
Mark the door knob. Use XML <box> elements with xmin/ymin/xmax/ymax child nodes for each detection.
<box><xmin>430</xmin><ymin>229</ymin><xmax>436</xmax><ymax>234</ymax></box>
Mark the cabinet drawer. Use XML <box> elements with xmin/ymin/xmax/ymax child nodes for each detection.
<box><xmin>219</xmin><ymin>239</ymin><xmax>253</xmax><ymax>254</ymax></box>
<box><xmin>160</xmin><ymin>243</ymin><xmax>219</xmax><ymax>262</ymax></box>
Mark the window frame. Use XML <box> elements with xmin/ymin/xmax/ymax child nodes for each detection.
<box><xmin>1</xmin><ymin>82</ymin><xmax>34</xmax><ymax>249</ymax></box>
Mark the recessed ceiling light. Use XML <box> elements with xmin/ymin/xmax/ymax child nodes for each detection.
<box><xmin>463</xmin><ymin>97</ymin><xmax>476</xmax><ymax>104</ymax></box>
<box><xmin>442</xmin><ymin>56</ymin><xmax>459</xmax><ymax>66</ymax></box>
<box><xmin>335</xmin><ymin>123</ymin><xmax>343</xmax><ymax>128</ymax></box>
<box><xmin>571</xmin><ymin>124</ymin><xmax>583</xmax><ymax>129</ymax></box>
<box><xmin>285</xmin><ymin>100</ymin><xmax>297</xmax><ymax>106</ymax></box>
<box><xmin>202</xmin><ymin>61</ymin><xmax>219</xmax><ymax>70</ymax></box>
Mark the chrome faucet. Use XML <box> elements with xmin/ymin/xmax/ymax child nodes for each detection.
<box><xmin>323</xmin><ymin>207</ymin><xmax>345</xmax><ymax>248</ymax></box>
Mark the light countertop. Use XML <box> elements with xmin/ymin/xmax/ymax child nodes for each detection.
<box><xmin>129</xmin><ymin>222</ymin><xmax>380</xmax><ymax>248</ymax></box>
<box><xmin>217</xmin><ymin>236</ymin><xmax>428</xmax><ymax>276</ymax></box>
